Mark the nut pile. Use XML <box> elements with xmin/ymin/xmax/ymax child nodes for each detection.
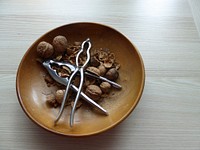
<box><xmin>36</xmin><ymin>35</ymin><xmax>121</xmax><ymax>109</ymax></box>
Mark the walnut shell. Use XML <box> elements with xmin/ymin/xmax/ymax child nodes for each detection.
<box><xmin>98</xmin><ymin>50</ymin><xmax>108</xmax><ymax>61</ymax></box>
<box><xmin>46</xmin><ymin>94</ymin><xmax>58</xmax><ymax>108</ymax></box>
<box><xmin>84</xmin><ymin>77</ymin><xmax>96</xmax><ymax>87</ymax></box>
<box><xmin>74</xmin><ymin>41</ymin><xmax>81</xmax><ymax>46</ymax></box>
<box><xmin>55</xmin><ymin>89</ymin><xmax>65</xmax><ymax>104</ymax></box>
<box><xmin>90</xmin><ymin>56</ymin><xmax>100</xmax><ymax>67</ymax></box>
<box><xmin>86</xmin><ymin>66</ymin><xmax>100</xmax><ymax>76</ymax></box>
<box><xmin>105</xmin><ymin>68</ymin><xmax>119</xmax><ymax>81</ymax></box>
<box><xmin>53</xmin><ymin>35</ymin><xmax>68</xmax><ymax>54</ymax></box>
<box><xmin>100</xmin><ymin>82</ymin><xmax>111</xmax><ymax>93</ymax></box>
<box><xmin>37</xmin><ymin>41</ymin><xmax>54</xmax><ymax>58</ymax></box>
<box><xmin>66</xmin><ymin>46</ymin><xmax>76</xmax><ymax>55</ymax></box>
<box><xmin>85</xmin><ymin>85</ymin><xmax>102</xmax><ymax>101</ymax></box>
<box><xmin>98</xmin><ymin>63</ymin><xmax>107</xmax><ymax>76</ymax></box>
<box><xmin>103</xmin><ymin>53</ymin><xmax>115</xmax><ymax>68</ymax></box>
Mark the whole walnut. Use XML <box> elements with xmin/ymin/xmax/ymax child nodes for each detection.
<box><xmin>46</xmin><ymin>94</ymin><xmax>58</xmax><ymax>108</ymax></box>
<box><xmin>105</xmin><ymin>68</ymin><xmax>119</xmax><ymax>81</ymax></box>
<box><xmin>98</xmin><ymin>63</ymin><xmax>107</xmax><ymax>76</ymax></box>
<box><xmin>86</xmin><ymin>66</ymin><xmax>100</xmax><ymax>76</ymax></box>
<box><xmin>100</xmin><ymin>82</ymin><xmax>111</xmax><ymax>93</ymax></box>
<box><xmin>55</xmin><ymin>89</ymin><xmax>65</xmax><ymax>104</ymax></box>
<box><xmin>85</xmin><ymin>85</ymin><xmax>102</xmax><ymax>101</ymax></box>
<box><xmin>52</xmin><ymin>35</ymin><xmax>68</xmax><ymax>54</ymax></box>
<box><xmin>37</xmin><ymin>41</ymin><xmax>54</xmax><ymax>58</ymax></box>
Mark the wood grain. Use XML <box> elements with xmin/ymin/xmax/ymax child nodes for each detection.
<box><xmin>0</xmin><ymin>0</ymin><xmax>200</xmax><ymax>149</ymax></box>
<box><xmin>189</xmin><ymin>0</ymin><xmax>200</xmax><ymax>36</ymax></box>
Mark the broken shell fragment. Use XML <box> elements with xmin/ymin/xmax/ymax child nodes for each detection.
<box><xmin>98</xmin><ymin>50</ymin><xmax>108</xmax><ymax>61</ymax></box>
<box><xmin>103</xmin><ymin>60</ymin><xmax>113</xmax><ymax>68</ymax></box>
<box><xmin>103</xmin><ymin>53</ymin><xmax>115</xmax><ymax>68</ymax></box>
<box><xmin>90</xmin><ymin>56</ymin><xmax>100</xmax><ymax>67</ymax></box>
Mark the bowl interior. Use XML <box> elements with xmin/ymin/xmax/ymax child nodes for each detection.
<box><xmin>16</xmin><ymin>22</ymin><xmax>145</xmax><ymax>136</ymax></box>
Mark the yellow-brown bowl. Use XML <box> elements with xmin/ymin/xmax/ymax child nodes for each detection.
<box><xmin>16</xmin><ymin>22</ymin><xmax>145</xmax><ymax>136</ymax></box>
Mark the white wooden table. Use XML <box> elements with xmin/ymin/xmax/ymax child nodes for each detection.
<box><xmin>0</xmin><ymin>0</ymin><xmax>200</xmax><ymax>149</ymax></box>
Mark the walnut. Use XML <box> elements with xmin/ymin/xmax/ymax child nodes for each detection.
<box><xmin>98</xmin><ymin>63</ymin><xmax>107</xmax><ymax>76</ymax></box>
<box><xmin>105</xmin><ymin>68</ymin><xmax>119</xmax><ymax>81</ymax></box>
<box><xmin>100</xmin><ymin>82</ymin><xmax>111</xmax><ymax>93</ymax></box>
<box><xmin>85</xmin><ymin>85</ymin><xmax>102</xmax><ymax>101</ymax></box>
<box><xmin>53</xmin><ymin>35</ymin><xmax>68</xmax><ymax>54</ymax></box>
<box><xmin>86</xmin><ymin>66</ymin><xmax>100</xmax><ymax>76</ymax></box>
<box><xmin>46</xmin><ymin>94</ymin><xmax>58</xmax><ymax>108</ymax></box>
<box><xmin>37</xmin><ymin>41</ymin><xmax>54</xmax><ymax>58</ymax></box>
<box><xmin>55</xmin><ymin>89</ymin><xmax>65</xmax><ymax>104</ymax></box>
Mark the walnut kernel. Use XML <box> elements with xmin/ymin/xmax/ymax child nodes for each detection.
<box><xmin>90</xmin><ymin>56</ymin><xmax>100</xmax><ymax>67</ymax></box>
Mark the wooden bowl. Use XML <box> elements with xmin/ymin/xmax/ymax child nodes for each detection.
<box><xmin>16</xmin><ymin>22</ymin><xmax>145</xmax><ymax>136</ymax></box>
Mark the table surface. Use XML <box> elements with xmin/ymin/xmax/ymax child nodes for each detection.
<box><xmin>0</xmin><ymin>0</ymin><xmax>200</xmax><ymax>149</ymax></box>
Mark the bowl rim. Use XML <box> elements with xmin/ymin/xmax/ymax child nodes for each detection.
<box><xmin>16</xmin><ymin>22</ymin><xmax>145</xmax><ymax>137</ymax></box>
